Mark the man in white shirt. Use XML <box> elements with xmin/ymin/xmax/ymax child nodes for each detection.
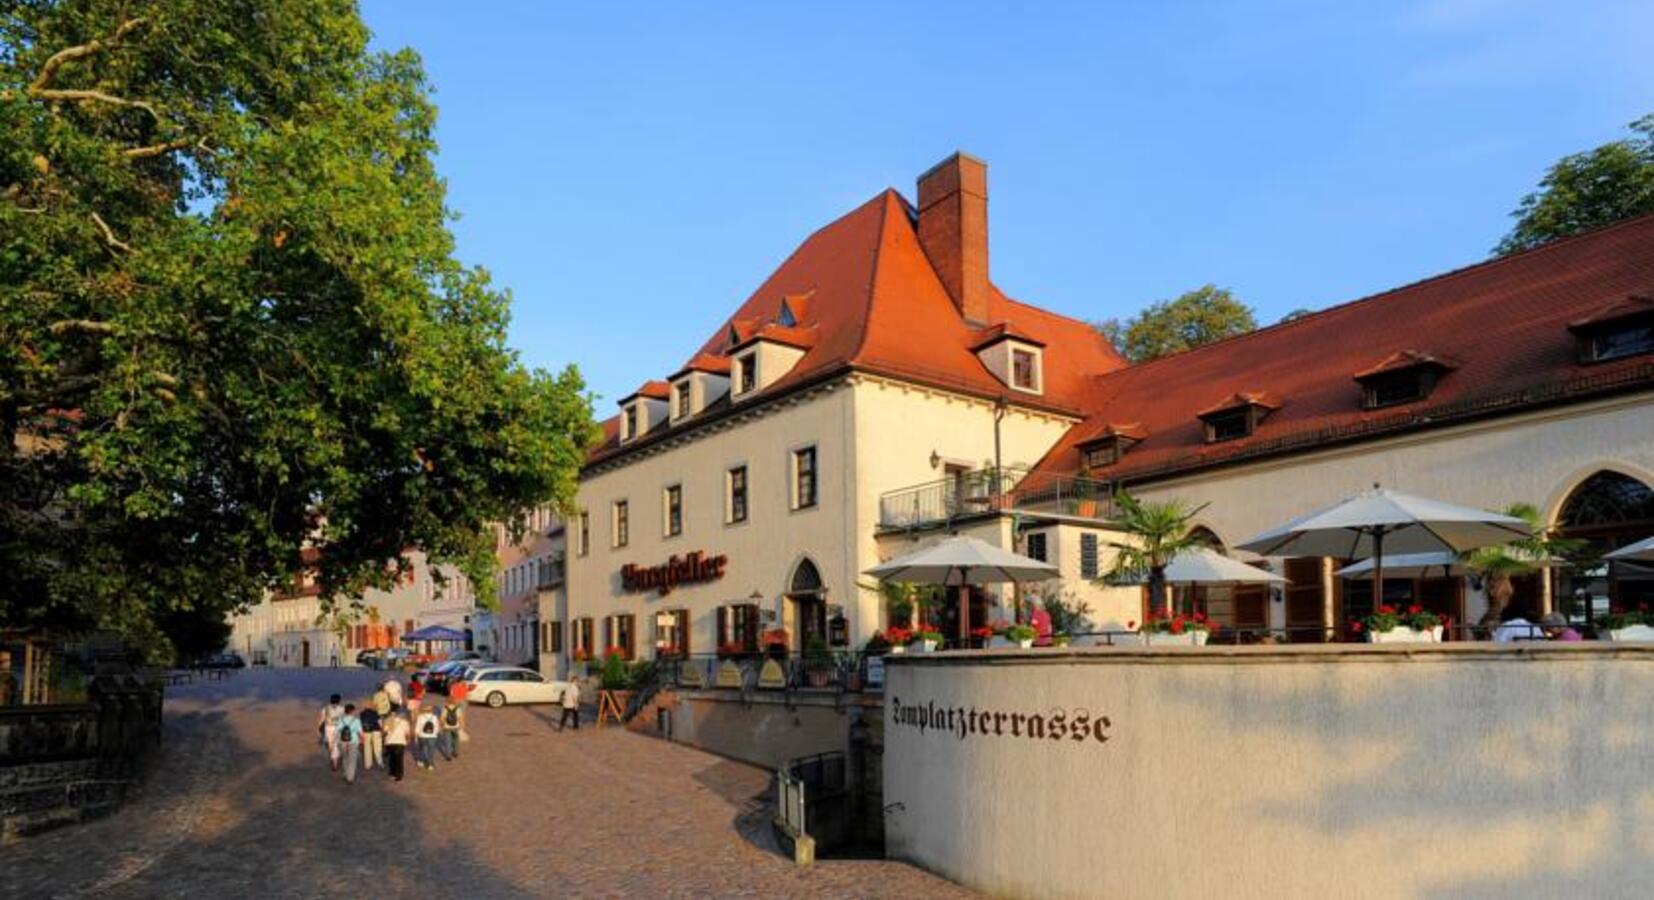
<box><xmin>559</xmin><ymin>680</ymin><xmax>581</xmax><ymax>732</ymax></box>
<box><xmin>381</xmin><ymin>712</ymin><xmax>410</xmax><ymax>782</ymax></box>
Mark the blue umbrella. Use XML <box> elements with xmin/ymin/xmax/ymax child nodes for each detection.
<box><xmin>401</xmin><ymin>624</ymin><xmax>467</xmax><ymax>643</ymax></box>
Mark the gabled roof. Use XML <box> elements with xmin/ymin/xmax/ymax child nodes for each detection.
<box><xmin>669</xmin><ymin>353</ymin><xmax>733</xmax><ymax>378</ymax></box>
<box><xmin>1351</xmin><ymin>349</ymin><xmax>1459</xmax><ymax>381</ymax></box>
<box><xmin>619</xmin><ymin>380</ymin><xmax>671</xmax><ymax>403</ymax></box>
<box><xmin>1038</xmin><ymin>213</ymin><xmax>1654</xmax><ymax>484</ymax></box>
<box><xmin>1567</xmin><ymin>293</ymin><xmax>1653</xmax><ymax>331</ymax></box>
<box><xmin>1197</xmin><ymin>391</ymin><xmax>1281</xmax><ymax>418</ymax></box>
<box><xmin>587</xmin><ymin>189</ymin><xmax>1127</xmax><ymax>465</ymax></box>
<box><xmin>969</xmin><ymin>322</ymin><xmax>1046</xmax><ymax>350</ymax></box>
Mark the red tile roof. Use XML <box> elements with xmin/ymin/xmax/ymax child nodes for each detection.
<box><xmin>587</xmin><ymin>189</ymin><xmax>1127</xmax><ymax>464</ymax></box>
<box><xmin>620</xmin><ymin>380</ymin><xmax>671</xmax><ymax>403</ymax></box>
<box><xmin>670</xmin><ymin>353</ymin><xmax>733</xmax><ymax>378</ymax></box>
<box><xmin>1351</xmin><ymin>349</ymin><xmax>1459</xmax><ymax>381</ymax></box>
<box><xmin>1035</xmin><ymin>214</ymin><xmax>1654</xmax><ymax>485</ymax></box>
<box><xmin>969</xmin><ymin>322</ymin><xmax>1046</xmax><ymax>350</ymax></box>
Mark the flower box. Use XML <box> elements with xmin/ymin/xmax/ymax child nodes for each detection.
<box><xmin>1367</xmin><ymin>625</ymin><xmax>1443</xmax><ymax>644</ymax></box>
<box><xmin>887</xmin><ymin>644</ymin><xmax>906</xmax><ymax>655</ymax></box>
<box><xmin>1145</xmin><ymin>631</ymin><xmax>1208</xmax><ymax>647</ymax></box>
<box><xmin>910</xmin><ymin>640</ymin><xmax>939</xmax><ymax>653</ymax></box>
<box><xmin>1602</xmin><ymin>624</ymin><xmax>1654</xmax><ymax>642</ymax></box>
<box><xmin>987</xmin><ymin>636</ymin><xmax>1016</xmax><ymax>649</ymax></box>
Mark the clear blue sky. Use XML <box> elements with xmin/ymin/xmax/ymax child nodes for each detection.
<box><xmin>362</xmin><ymin>1</ymin><xmax>1653</xmax><ymax>405</ymax></box>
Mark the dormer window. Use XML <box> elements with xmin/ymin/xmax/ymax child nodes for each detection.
<box><xmin>1569</xmin><ymin>295</ymin><xmax>1654</xmax><ymax>364</ymax></box>
<box><xmin>777</xmin><ymin>300</ymin><xmax>797</xmax><ymax>327</ymax></box>
<box><xmin>1198</xmin><ymin>393</ymin><xmax>1278</xmax><ymax>444</ymax></box>
<box><xmin>1076</xmin><ymin>424</ymin><xmax>1144</xmax><ymax>472</ymax></box>
<box><xmin>972</xmin><ymin>324</ymin><xmax>1045</xmax><ymax>395</ymax></box>
<box><xmin>1204</xmin><ymin>410</ymin><xmax>1251</xmax><ymax>442</ymax></box>
<box><xmin>623</xmin><ymin>405</ymin><xmax>638</xmax><ymax>440</ymax></box>
<box><xmin>1352</xmin><ymin>350</ymin><xmax>1456</xmax><ymax>410</ymax></box>
<box><xmin>737</xmin><ymin>354</ymin><xmax>756</xmax><ymax>394</ymax></box>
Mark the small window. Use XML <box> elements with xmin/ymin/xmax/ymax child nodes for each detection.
<box><xmin>664</xmin><ymin>484</ymin><xmax>683</xmax><ymax>537</ymax></box>
<box><xmin>1362</xmin><ymin>371</ymin><xmax>1427</xmax><ymax>409</ymax></box>
<box><xmin>613</xmin><ymin>500</ymin><xmax>629</xmax><ymax>548</ymax></box>
<box><xmin>1011</xmin><ymin>348</ymin><xmax>1039</xmax><ymax>391</ymax></box>
<box><xmin>1025</xmin><ymin>532</ymin><xmax>1048</xmax><ymax>562</ymax></box>
<box><xmin>548</xmin><ymin>620</ymin><xmax>564</xmax><ymax>653</ymax></box>
<box><xmin>728</xmin><ymin>465</ymin><xmax>748</xmax><ymax>524</ymax></box>
<box><xmin>793</xmin><ymin>446</ymin><xmax>818</xmax><ymax>509</ymax></box>
<box><xmin>675</xmin><ymin>381</ymin><xmax>692</xmax><ymax>418</ymax></box>
<box><xmin>738</xmin><ymin>354</ymin><xmax>757</xmax><ymax>393</ymax></box>
<box><xmin>623</xmin><ymin>405</ymin><xmax>638</xmax><ymax>440</ymax></box>
<box><xmin>1585</xmin><ymin>321</ymin><xmax>1654</xmax><ymax>363</ymax></box>
<box><xmin>1079</xmin><ymin>533</ymin><xmax>1100</xmax><ymax>579</ymax></box>
<box><xmin>577</xmin><ymin>511</ymin><xmax>590</xmax><ymax>557</ymax></box>
<box><xmin>1204</xmin><ymin>409</ymin><xmax>1251</xmax><ymax>442</ymax></box>
<box><xmin>778</xmin><ymin>300</ymin><xmax>797</xmax><ymax>327</ymax></box>
<box><xmin>1083</xmin><ymin>443</ymin><xmax>1118</xmax><ymax>470</ymax></box>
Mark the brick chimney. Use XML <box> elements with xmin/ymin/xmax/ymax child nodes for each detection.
<box><xmin>916</xmin><ymin>152</ymin><xmax>990</xmax><ymax>325</ymax></box>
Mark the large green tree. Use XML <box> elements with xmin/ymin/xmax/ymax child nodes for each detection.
<box><xmin>1094</xmin><ymin>284</ymin><xmax>1257</xmax><ymax>364</ymax></box>
<box><xmin>1</xmin><ymin>2</ymin><xmax>597</xmax><ymax>659</ymax></box>
<box><xmin>1495</xmin><ymin>114</ymin><xmax>1654</xmax><ymax>256</ymax></box>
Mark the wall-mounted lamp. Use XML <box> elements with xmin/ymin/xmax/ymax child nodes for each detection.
<box><xmin>929</xmin><ymin>450</ymin><xmax>941</xmax><ymax>469</ymax></box>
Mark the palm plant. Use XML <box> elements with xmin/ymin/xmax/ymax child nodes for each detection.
<box><xmin>1102</xmin><ymin>491</ymin><xmax>1210</xmax><ymax>617</ymax></box>
<box><xmin>1462</xmin><ymin>503</ymin><xmax>1587</xmax><ymax>628</ymax></box>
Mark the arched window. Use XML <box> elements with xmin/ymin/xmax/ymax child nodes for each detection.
<box><xmin>1557</xmin><ymin>470</ymin><xmax>1654</xmax><ymax>617</ymax></box>
<box><xmin>789</xmin><ymin>558</ymin><xmax>823</xmax><ymax>595</ymax></box>
<box><xmin>1185</xmin><ymin>527</ymin><xmax>1224</xmax><ymax>550</ymax></box>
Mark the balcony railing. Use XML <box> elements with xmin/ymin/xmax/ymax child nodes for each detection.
<box><xmin>877</xmin><ymin>467</ymin><xmax>1115</xmax><ymax>530</ymax></box>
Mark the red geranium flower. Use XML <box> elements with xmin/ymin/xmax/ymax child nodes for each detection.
<box><xmin>1408</xmin><ymin>605</ymin><xmax>1423</xmax><ymax>615</ymax></box>
<box><xmin>1127</xmin><ymin>620</ymin><xmax>1137</xmax><ymax>630</ymax></box>
<box><xmin>1350</xmin><ymin>621</ymin><xmax>1363</xmax><ymax>633</ymax></box>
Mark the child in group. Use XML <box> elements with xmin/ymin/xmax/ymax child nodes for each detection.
<box><xmin>407</xmin><ymin>674</ymin><xmax>426</xmax><ymax>718</ymax></box>
<box><xmin>413</xmin><ymin>705</ymin><xmax>442</xmax><ymax>770</ymax></box>
<box><xmin>336</xmin><ymin>703</ymin><xmax>363</xmax><ymax>784</ymax></box>
<box><xmin>382</xmin><ymin>711</ymin><xmax>410</xmax><ymax>782</ymax></box>
<box><xmin>317</xmin><ymin>693</ymin><xmax>345</xmax><ymax>771</ymax></box>
<box><xmin>439</xmin><ymin>701</ymin><xmax>462</xmax><ymax>761</ymax></box>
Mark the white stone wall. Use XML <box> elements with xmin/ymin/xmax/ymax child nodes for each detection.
<box><xmin>884</xmin><ymin>645</ymin><xmax>1654</xmax><ymax>899</ymax></box>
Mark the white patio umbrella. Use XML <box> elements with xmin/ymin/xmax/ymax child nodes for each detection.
<box><xmin>1336</xmin><ymin>552</ymin><xmax>1466</xmax><ymax>579</ymax></box>
<box><xmin>1605</xmin><ymin>536</ymin><xmax>1654</xmax><ymax>563</ymax></box>
<box><xmin>1123</xmin><ymin>547</ymin><xmax>1286</xmax><ymax>586</ymax></box>
<box><xmin>1237</xmin><ymin>486</ymin><xmax>1533</xmax><ymax>605</ymax></box>
<box><xmin>865</xmin><ymin>535</ymin><xmax>1059</xmax><ymax>643</ymax></box>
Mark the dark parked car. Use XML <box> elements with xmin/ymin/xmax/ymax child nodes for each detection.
<box><xmin>203</xmin><ymin>652</ymin><xmax>246</xmax><ymax>669</ymax></box>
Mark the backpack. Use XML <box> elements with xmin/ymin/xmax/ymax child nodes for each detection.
<box><xmin>339</xmin><ymin>719</ymin><xmax>356</xmax><ymax>743</ymax></box>
<box><xmin>443</xmin><ymin>707</ymin><xmax>460</xmax><ymax>728</ymax></box>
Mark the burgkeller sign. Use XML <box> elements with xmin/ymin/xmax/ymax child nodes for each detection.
<box><xmin>621</xmin><ymin>551</ymin><xmax>728</xmax><ymax>597</ymax></box>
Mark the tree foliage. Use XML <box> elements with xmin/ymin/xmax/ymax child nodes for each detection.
<box><xmin>1093</xmin><ymin>284</ymin><xmax>1257</xmax><ymax>364</ymax></box>
<box><xmin>0</xmin><ymin>2</ymin><xmax>598</xmax><ymax>658</ymax></box>
<box><xmin>1101</xmin><ymin>491</ymin><xmax>1210</xmax><ymax>617</ymax></box>
<box><xmin>1495</xmin><ymin>114</ymin><xmax>1654</xmax><ymax>256</ymax></box>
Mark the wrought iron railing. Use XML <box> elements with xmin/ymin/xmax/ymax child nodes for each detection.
<box><xmin>877</xmin><ymin>467</ymin><xmax>1114</xmax><ymax>529</ymax></box>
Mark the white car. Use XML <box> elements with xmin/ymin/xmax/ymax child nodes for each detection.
<box><xmin>463</xmin><ymin>666</ymin><xmax>570</xmax><ymax>708</ymax></box>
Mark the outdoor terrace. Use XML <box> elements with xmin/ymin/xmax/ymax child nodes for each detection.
<box><xmin>876</xmin><ymin>466</ymin><xmax>1116</xmax><ymax>531</ymax></box>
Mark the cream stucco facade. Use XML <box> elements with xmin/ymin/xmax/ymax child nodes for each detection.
<box><xmin>567</xmin><ymin>372</ymin><xmax>1092</xmax><ymax>658</ymax></box>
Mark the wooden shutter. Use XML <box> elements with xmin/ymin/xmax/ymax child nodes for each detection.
<box><xmin>621</xmin><ymin>614</ymin><xmax>636</xmax><ymax>660</ymax></box>
<box><xmin>742</xmin><ymin>604</ymin><xmax>760</xmax><ymax>651</ymax></box>
<box><xmin>676</xmin><ymin>609</ymin><xmax>690</xmax><ymax>656</ymax></box>
<box><xmin>716</xmin><ymin>605</ymin><xmax>729</xmax><ymax>650</ymax></box>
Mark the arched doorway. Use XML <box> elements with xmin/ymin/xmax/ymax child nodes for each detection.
<box><xmin>788</xmin><ymin>558</ymin><xmax>827</xmax><ymax>652</ymax></box>
<box><xmin>1556</xmin><ymin>470</ymin><xmax>1654</xmax><ymax>620</ymax></box>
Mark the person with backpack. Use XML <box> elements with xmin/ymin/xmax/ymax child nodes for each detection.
<box><xmin>358</xmin><ymin>701</ymin><xmax>383</xmax><ymax>772</ymax></box>
<box><xmin>382</xmin><ymin>676</ymin><xmax>404</xmax><ymax>712</ymax></box>
<box><xmin>438</xmin><ymin>702</ymin><xmax>462</xmax><ymax>761</ymax></box>
<box><xmin>337</xmin><ymin>703</ymin><xmax>363</xmax><ymax>784</ymax></box>
<box><xmin>413</xmin><ymin>705</ymin><xmax>441</xmax><ymax>770</ymax></box>
<box><xmin>447</xmin><ymin>677</ymin><xmax>471</xmax><ymax>744</ymax></box>
<box><xmin>382</xmin><ymin>711</ymin><xmax>410</xmax><ymax>782</ymax></box>
<box><xmin>317</xmin><ymin>693</ymin><xmax>345</xmax><ymax>771</ymax></box>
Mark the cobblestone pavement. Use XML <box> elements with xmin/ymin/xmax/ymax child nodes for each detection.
<box><xmin>1</xmin><ymin>668</ymin><xmax>974</xmax><ymax>899</ymax></box>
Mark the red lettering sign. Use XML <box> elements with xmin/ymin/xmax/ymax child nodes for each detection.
<box><xmin>620</xmin><ymin>551</ymin><xmax>728</xmax><ymax>597</ymax></box>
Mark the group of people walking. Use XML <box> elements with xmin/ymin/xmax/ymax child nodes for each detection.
<box><xmin>316</xmin><ymin>673</ymin><xmax>470</xmax><ymax>784</ymax></box>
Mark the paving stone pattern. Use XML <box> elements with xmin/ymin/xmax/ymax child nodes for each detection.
<box><xmin>0</xmin><ymin>668</ymin><xmax>974</xmax><ymax>899</ymax></box>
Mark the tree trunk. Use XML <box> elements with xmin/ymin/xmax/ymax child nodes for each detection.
<box><xmin>1149</xmin><ymin>567</ymin><xmax>1169</xmax><ymax>618</ymax></box>
<box><xmin>1478</xmin><ymin>573</ymin><xmax>1515</xmax><ymax>630</ymax></box>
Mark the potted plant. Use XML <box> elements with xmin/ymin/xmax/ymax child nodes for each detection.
<box><xmin>837</xmin><ymin>651</ymin><xmax>863</xmax><ymax>691</ymax></box>
<box><xmin>1596</xmin><ymin>605</ymin><xmax>1654</xmax><ymax>641</ymax></box>
<box><xmin>716</xmin><ymin>641</ymin><xmax>748</xmax><ymax>659</ymax></box>
<box><xmin>572</xmin><ymin>647</ymin><xmax>595</xmax><ymax>676</ymax></box>
<box><xmin>804</xmin><ymin>637</ymin><xmax>835</xmax><ymax>688</ymax></box>
<box><xmin>599</xmin><ymin>648</ymin><xmax>632</xmax><ymax>710</ymax></box>
<box><xmin>1140</xmin><ymin>611</ymin><xmax>1213</xmax><ymax>646</ymax></box>
<box><xmin>913</xmin><ymin>629</ymin><xmax>944</xmax><ymax>653</ymax></box>
<box><xmin>760</xmin><ymin>627</ymin><xmax>790</xmax><ymax>659</ymax></box>
<box><xmin>983</xmin><ymin>618</ymin><xmax>1015</xmax><ymax>649</ymax></box>
<box><xmin>1004</xmin><ymin>623</ymin><xmax>1038</xmax><ymax>649</ymax></box>
<box><xmin>1355</xmin><ymin>604</ymin><xmax>1445</xmax><ymax>643</ymax></box>
<box><xmin>1102</xmin><ymin>491</ymin><xmax>1211</xmax><ymax>617</ymax></box>
<box><xmin>884</xmin><ymin>626</ymin><xmax>913</xmax><ymax>654</ymax></box>
<box><xmin>1052</xmin><ymin>633</ymin><xmax>1073</xmax><ymax>648</ymax></box>
<box><xmin>863</xmin><ymin>631</ymin><xmax>892</xmax><ymax>657</ymax></box>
